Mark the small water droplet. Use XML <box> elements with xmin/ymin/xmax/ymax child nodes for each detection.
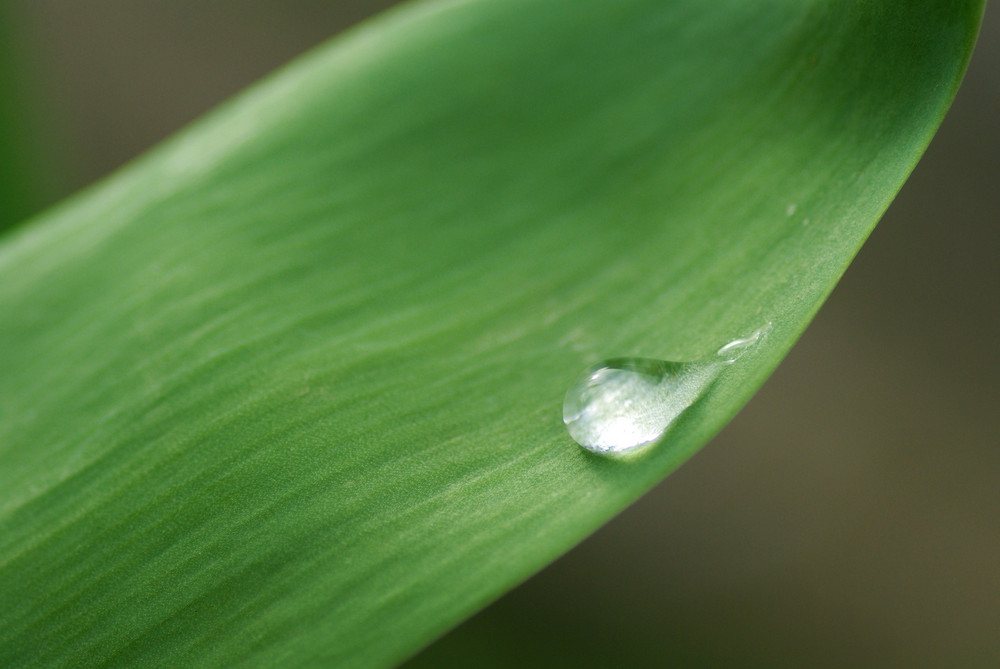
<box><xmin>715</xmin><ymin>324</ymin><xmax>769</xmax><ymax>359</ymax></box>
<box><xmin>786</xmin><ymin>203</ymin><xmax>797</xmax><ymax>216</ymax></box>
<box><xmin>563</xmin><ymin>325</ymin><xmax>770</xmax><ymax>456</ymax></box>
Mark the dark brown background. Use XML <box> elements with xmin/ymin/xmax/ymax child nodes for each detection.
<box><xmin>8</xmin><ymin>2</ymin><xmax>998</xmax><ymax>666</ymax></box>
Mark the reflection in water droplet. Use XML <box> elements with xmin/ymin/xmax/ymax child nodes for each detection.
<box><xmin>563</xmin><ymin>325</ymin><xmax>770</xmax><ymax>456</ymax></box>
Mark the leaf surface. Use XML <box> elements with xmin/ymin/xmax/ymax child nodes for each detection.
<box><xmin>0</xmin><ymin>0</ymin><xmax>983</xmax><ymax>666</ymax></box>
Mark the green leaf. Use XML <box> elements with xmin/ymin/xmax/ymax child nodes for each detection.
<box><xmin>0</xmin><ymin>0</ymin><xmax>983</xmax><ymax>667</ymax></box>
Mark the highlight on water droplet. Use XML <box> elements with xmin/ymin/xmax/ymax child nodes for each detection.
<box><xmin>714</xmin><ymin>324</ymin><xmax>770</xmax><ymax>360</ymax></box>
<box><xmin>563</xmin><ymin>324</ymin><xmax>771</xmax><ymax>456</ymax></box>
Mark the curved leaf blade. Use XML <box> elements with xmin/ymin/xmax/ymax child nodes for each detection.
<box><xmin>0</xmin><ymin>0</ymin><xmax>983</xmax><ymax>666</ymax></box>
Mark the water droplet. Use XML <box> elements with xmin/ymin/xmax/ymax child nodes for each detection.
<box><xmin>786</xmin><ymin>203</ymin><xmax>797</xmax><ymax>216</ymax></box>
<box><xmin>563</xmin><ymin>325</ymin><xmax>770</xmax><ymax>456</ymax></box>
<box><xmin>714</xmin><ymin>325</ymin><xmax>769</xmax><ymax>359</ymax></box>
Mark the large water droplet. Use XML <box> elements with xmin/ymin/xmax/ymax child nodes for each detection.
<box><xmin>563</xmin><ymin>326</ymin><xmax>769</xmax><ymax>456</ymax></box>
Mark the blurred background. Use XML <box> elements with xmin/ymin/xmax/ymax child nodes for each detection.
<box><xmin>5</xmin><ymin>2</ymin><xmax>997</xmax><ymax>666</ymax></box>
